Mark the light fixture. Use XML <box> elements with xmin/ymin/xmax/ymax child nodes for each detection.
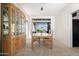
<box><xmin>41</xmin><ymin>7</ymin><xmax>43</xmax><ymax>11</ymax></box>
<box><xmin>40</xmin><ymin>3</ymin><xmax>44</xmax><ymax>11</ymax></box>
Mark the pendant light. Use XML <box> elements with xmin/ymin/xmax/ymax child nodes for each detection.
<box><xmin>41</xmin><ymin>7</ymin><xmax>43</xmax><ymax>11</ymax></box>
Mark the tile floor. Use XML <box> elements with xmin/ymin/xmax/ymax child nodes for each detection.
<box><xmin>16</xmin><ymin>39</ymin><xmax>79</xmax><ymax>56</ymax></box>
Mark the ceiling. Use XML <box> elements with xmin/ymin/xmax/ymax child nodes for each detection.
<box><xmin>16</xmin><ymin>3</ymin><xmax>69</xmax><ymax>16</ymax></box>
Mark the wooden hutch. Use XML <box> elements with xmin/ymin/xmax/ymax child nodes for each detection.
<box><xmin>1</xmin><ymin>3</ymin><xmax>26</xmax><ymax>56</ymax></box>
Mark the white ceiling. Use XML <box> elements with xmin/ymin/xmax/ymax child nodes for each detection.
<box><xmin>17</xmin><ymin>3</ymin><xmax>69</xmax><ymax>16</ymax></box>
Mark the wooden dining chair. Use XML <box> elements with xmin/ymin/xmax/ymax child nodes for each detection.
<box><xmin>32</xmin><ymin>36</ymin><xmax>40</xmax><ymax>48</ymax></box>
<box><xmin>43</xmin><ymin>35</ymin><xmax>53</xmax><ymax>49</ymax></box>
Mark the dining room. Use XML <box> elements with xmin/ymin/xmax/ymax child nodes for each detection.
<box><xmin>31</xmin><ymin>18</ymin><xmax>53</xmax><ymax>49</ymax></box>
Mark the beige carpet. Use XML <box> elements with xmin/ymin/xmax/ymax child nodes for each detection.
<box><xmin>16</xmin><ymin>39</ymin><xmax>79</xmax><ymax>56</ymax></box>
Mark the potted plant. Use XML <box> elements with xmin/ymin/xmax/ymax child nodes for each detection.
<box><xmin>37</xmin><ymin>29</ymin><xmax>43</xmax><ymax>33</ymax></box>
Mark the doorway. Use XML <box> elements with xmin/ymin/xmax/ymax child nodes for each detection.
<box><xmin>72</xmin><ymin>10</ymin><xmax>79</xmax><ymax>47</ymax></box>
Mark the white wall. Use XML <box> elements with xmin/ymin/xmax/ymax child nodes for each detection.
<box><xmin>55</xmin><ymin>3</ymin><xmax>79</xmax><ymax>47</ymax></box>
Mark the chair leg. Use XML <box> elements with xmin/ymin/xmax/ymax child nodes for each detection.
<box><xmin>32</xmin><ymin>40</ymin><xmax>34</xmax><ymax>49</ymax></box>
<box><xmin>49</xmin><ymin>44</ymin><xmax>52</xmax><ymax>49</ymax></box>
<box><xmin>49</xmin><ymin>40</ymin><xmax>52</xmax><ymax>49</ymax></box>
<box><xmin>38</xmin><ymin>39</ymin><xmax>40</xmax><ymax>47</ymax></box>
<box><xmin>43</xmin><ymin>39</ymin><xmax>45</xmax><ymax>46</ymax></box>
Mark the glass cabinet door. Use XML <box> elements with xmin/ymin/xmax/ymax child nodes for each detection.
<box><xmin>2</xmin><ymin>6</ymin><xmax>9</xmax><ymax>36</ymax></box>
<box><xmin>15</xmin><ymin>11</ymin><xmax>19</xmax><ymax>35</ymax></box>
<box><xmin>22</xmin><ymin>16</ymin><xmax>24</xmax><ymax>33</ymax></box>
<box><xmin>24</xmin><ymin>17</ymin><xmax>26</xmax><ymax>34</ymax></box>
<box><xmin>22</xmin><ymin>16</ymin><xmax>26</xmax><ymax>34</ymax></box>
<box><xmin>18</xmin><ymin>14</ymin><xmax>22</xmax><ymax>34</ymax></box>
<box><xmin>11</xmin><ymin>9</ymin><xmax>16</xmax><ymax>36</ymax></box>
